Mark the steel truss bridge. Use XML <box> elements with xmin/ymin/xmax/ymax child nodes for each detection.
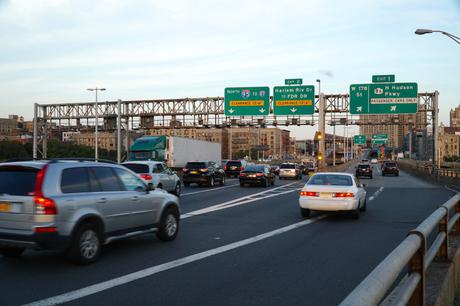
<box><xmin>33</xmin><ymin>92</ymin><xmax>438</xmax><ymax>161</ymax></box>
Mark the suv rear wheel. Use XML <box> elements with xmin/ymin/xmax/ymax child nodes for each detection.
<box><xmin>220</xmin><ymin>176</ymin><xmax>225</xmax><ymax>186</ymax></box>
<box><xmin>157</xmin><ymin>207</ymin><xmax>179</xmax><ymax>241</ymax></box>
<box><xmin>209</xmin><ymin>176</ymin><xmax>215</xmax><ymax>187</ymax></box>
<box><xmin>173</xmin><ymin>182</ymin><xmax>181</xmax><ymax>196</ymax></box>
<box><xmin>68</xmin><ymin>223</ymin><xmax>102</xmax><ymax>265</ymax></box>
<box><xmin>1</xmin><ymin>247</ymin><xmax>25</xmax><ymax>258</ymax></box>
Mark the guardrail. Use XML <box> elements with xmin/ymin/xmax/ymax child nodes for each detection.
<box><xmin>340</xmin><ymin>193</ymin><xmax>460</xmax><ymax>306</ymax></box>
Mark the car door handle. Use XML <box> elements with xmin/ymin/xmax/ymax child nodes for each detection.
<box><xmin>97</xmin><ymin>198</ymin><xmax>107</xmax><ymax>203</ymax></box>
<box><xmin>131</xmin><ymin>196</ymin><xmax>139</xmax><ymax>201</ymax></box>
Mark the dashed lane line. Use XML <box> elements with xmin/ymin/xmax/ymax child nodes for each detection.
<box><xmin>368</xmin><ymin>187</ymin><xmax>384</xmax><ymax>202</ymax></box>
<box><xmin>181</xmin><ymin>182</ymin><xmax>240</xmax><ymax>196</ymax></box>
<box><xmin>23</xmin><ymin>215</ymin><xmax>326</xmax><ymax>306</ymax></box>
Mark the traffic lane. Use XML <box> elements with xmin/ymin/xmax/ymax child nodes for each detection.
<box><xmin>181</xmin><ymin>178</ymin><xmax>240</xmax><ymax>195</ymax></box>
<box><xmin>64</xmin><ymin>185</ymin><xmax>450</xmax><ymax>305</ymax></box>
<box><xmin>0</xmin><ymin>182</ymin><xmax>307</xmax><ymax>305</ymax></box>
<box><xmin>180</xmin><ymin>177</ymin><xmax>305</xmax><ymax>214</ymax></box>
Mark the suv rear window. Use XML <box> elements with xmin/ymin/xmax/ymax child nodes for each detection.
<box><xmin>280</xmin><ymin>164</ymin><xmax>295</xmax><ymax>169</ymax></box>
<box><xmin>0</xmin><ymin>166</ymin><xmax>38</xmax><ymax>196</ymax></box>
<box><xmin>358</xmin><ymin>165</ymin><xmax>371</xmax><ymax>169</ymax></box>
<box><xmin>385</xmin><ymin>163</ymin><xmax>397</xmax><ymax>167</ymax></box>
<box><xmin>185</xmin><ymin>162</ymin><xmax>207</xmax><ymax>169</ymax></box>
<box><xmin>123</xmin><ymin>163</ymin><xmax>149</xmax><ymax>174</ymax></box>
<box><xmin>226</xmin><ymin>161</ymin><xmax>242</xmax><ymax>167</ymax></box>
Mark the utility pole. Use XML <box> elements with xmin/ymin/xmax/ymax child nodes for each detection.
<box><xmin>87</xmin><ymin>87</ymin><xmax>106</xmax><ymax>161</ymax></box>
<box><xmin>117</xmin><ymin>99</ymin><xmax>122</xmax><ymax>164</ymax></box>
<box><xmin>317</xmin><ymin>80</ymin><xmax>325</xmax><ymax>169</ymax></box>
<box><xmin>432</xmin><ymin>91</ymin><xmax>439</xmax><ymax>174</ymax></box>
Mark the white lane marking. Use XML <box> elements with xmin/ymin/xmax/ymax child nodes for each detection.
<box><xmin>368</xmin><ymin>187</ymin><xmax>384</xmax><ymax>202</ymax></box>
<box><xmin>24</xmin><ymin>215</ymin><xmax>326</xmax><ymax>306</ymax></box>
<box><xmin>181</xmin><ymin>182</ymin><xmax>301</xmax><ymax>219</ymax></box>
<box><xmin>181</xmin><ymin>182</ymin><xmax>240</xmax><ymax>196</ymax></box>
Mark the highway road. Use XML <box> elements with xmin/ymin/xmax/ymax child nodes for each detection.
<box><xmin>0</xmin><ymin>163</ymin><xmax>456</xmax><ymax>306</ymax></box>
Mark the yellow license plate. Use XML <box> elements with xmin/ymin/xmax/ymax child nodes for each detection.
<box><xmin>319</xmin><ymin>193</ymin><xmax>332</xmax><ymax>198</ymax></box>
<box><xmin>190</xmin><ymin>171</ymin><xmax>198</xmax><ymax>174</ymax></box>
<box><xmin>0</xmin><ymin>202</ymin><xmax>11</xmax><ymax>212</ymax></box>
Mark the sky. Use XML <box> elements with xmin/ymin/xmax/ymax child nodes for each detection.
<box><xmin>0</xmin><ymin>0</ymin><xmax>459</xmax><ymax>140</ymax></box>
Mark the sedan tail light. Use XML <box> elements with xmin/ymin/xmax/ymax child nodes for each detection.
<box><xmin>200</xmin><ymin>168</ymin><xmax>209</xmax><ymax>173</ymax></box>
<box><xmin>300</xmin><ymin>191</ymin><xmax>319</xmax><ymax>197</ymax></box>
<box><xmin>239</xmin><ymin>173</ymin><xmax>246</xmax><ymax>177</ymax></box>
<box><xmin>333</xmin><ymin>192</ymin><xmax>354</xmax><ymax>198</ymax></box>
<box><xmin>140</xmin><ymin>173</ymin><xmax>153</xmax><ymax>180</ymax></box>
<box><xmin>256</xmin><ymin>173</ymin><xmax>264</xmax><ymax>177</ymax></box>
<box><xmin>224</xmin><ymin>166</ymin><xmax>227</xmax><ymax>170</ymax></box>
<box><xmin>240</xmin><ymin>166</ymin><xmax>244</xmax><ymax>171</ymax></box>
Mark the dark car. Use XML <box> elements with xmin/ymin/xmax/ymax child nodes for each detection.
<box><xmin>239</xmin><ymin>164</ymin><xmax>275</xmax><ymax>187</ymax></box>
<box><xmin>224</xmin><ymin>160</ymin><xmax>247</xmax><ymax>177</ymax></box>
<box><xmin>182</xmin><ymin>161</ymin><xmax>225</xmax><ymax>187</ymax></box>
<box><xmin>356</xmin><ymin>163</ymin><xmax>373</xmax><ymax>179</ymax></box>
<box><xmin>382</xmin><ymin>161</ymin><xmax>399</xmax><ymax>176</ymax></box>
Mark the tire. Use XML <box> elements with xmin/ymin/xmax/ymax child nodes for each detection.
<box><xmin>220</xmin><ymin>175</ymin><xmax>225</xmax><ymax>186</ymax></box>
<box><xmin>263</xmin><ymin>179</ymin><xmax>269</xmax><ymax>188</ymax></box>
<box><xmin>300</xmin><ymin>208</ymin><xmax>311</xmax><ymax>218</ymax></box>
<box><xmin>173</xmin><ymin>182</ymin><xmax>181</xmax><ymax>196</ymax></box>
<box><xmin>382</xmin><ymin>173</ymin><xmax>385</xmax><ymax>176</ymax></box>
<box><xmin>271</xmin><ymin>178</ymin><xmax>275</xmax><ymax>186</ymax></box>
<box><xmin>209</xmin><ymin>176</ymin><xmax>215</xmax><ymax>187</ymax></box>
<box><xmin>1</xmin><ymin>247</ymin><xmax>25</xmax><ymax>258</ymax></box>
<box><xmin>360</xmin><ymin>199</ymin><xmax>367</xmax><ymax>212</ymax></box>
<box><xmin>67</xmin><ymin>223</ymin><xmax>102</xmax><ymax>265</ymax></box>
<box><xmin>157</xmin><ymin>183</ymin><xmax>163</xmax><ymax>189</ymax></box>
<box><xmin>183</xmin><ymin>182</ymin><xmax>190</xmax><ymax>187</ymax></box>
<box><xmin>351</xmin><ymin>208</ymin><xmax>360</xmax><ymax>219</ymax></box>
<box><xmin>370</xmin><ymin>175</ymin><xmax>373</xmax><ymax>179</ymax></box>
<box><xmin>157</xmin><ymin>207</ymin><xmax>179</xmax><ymax>242</ymax></box>
<box><xmin>240</xmin><ymin>182</ymin><xmax>244</xmax><ymax>187</ymax></box>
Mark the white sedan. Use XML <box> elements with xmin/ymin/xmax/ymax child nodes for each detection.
<box><xmin>298</xmin><ymin>172</ymin><xmax>367</xmax><ymax>219</ymax></box>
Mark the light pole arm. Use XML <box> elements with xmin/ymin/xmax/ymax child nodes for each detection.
<box><xmin>434</xmin><ymin>30</ymin><xmax>460</xmax><ymax>45</ymax></box>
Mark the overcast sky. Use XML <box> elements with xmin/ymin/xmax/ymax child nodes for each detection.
<box><xmin>0</xmin><ymin>0</ymin><xmax>459</xmax><ymax>139</ymax></box>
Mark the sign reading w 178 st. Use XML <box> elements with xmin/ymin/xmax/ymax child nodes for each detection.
<box><xmin>225</xmin><ymin>87</ymin><xmax>270</xmax><ymax>116</ymax></box>
<box><xmin>350</xmin><ymin>83</ymin><xmax>418</xmax><ymax>114</ymax></box>
<box><xmin>273</xmin><ymin>85</ymin><xmax>315</xmax><ymax>115</ymax></box>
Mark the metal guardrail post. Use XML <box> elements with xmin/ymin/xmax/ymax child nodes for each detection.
<box><xmin>436</xmin><ymin>207</ymin><xmax>449</xmax><ymax>261</ymax></box>
<box><xmin>453</xmin><ymin>200</ymin><xmax>460</xmax><ymax>235</ymax></box>
<box><xmin>408</xmin><ymin>231</ymin><xmax>426</xmax><ymax>306</ymax></box>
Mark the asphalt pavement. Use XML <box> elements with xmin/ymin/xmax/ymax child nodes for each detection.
<box><xmin>0</xmin><ymin>164</ymin><xmax>456</xmax><ymax>306</ymax></box>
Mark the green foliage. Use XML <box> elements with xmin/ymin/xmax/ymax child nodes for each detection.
<box><xmin>0</xmin><ymin>140</ymin><xmax>117</xmax><ymax>162</ymax></box>
<box><xmin>444</xmin><ymin>155</ymin><xmax>460</xmax><ymax>162</ymax></box>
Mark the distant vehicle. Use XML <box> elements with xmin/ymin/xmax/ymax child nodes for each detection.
<box><xmin>270</xmin><ymin>165</ymin><xmax>280</xmax><ymax>176</ymax></box>
<box><xmin>304</xmin><ymin>162</ymin><xmax>317</xmax><ymax>175</ymax></box>
<box><xmin>122</xmin><ymin>161</ymin><xmax>182</xmax><ymax>196</ymax></box>
<box><xmin>182</xmin><ymin>161</ymin><xmax>225</xmax><ymax>187</ymax></box>
<box><xmin>355</xmin><ymin>163</ymin><xmax>373</xmax><ymax>179</ymax></box>
<box><xmin>371</xmin><ymin>158</ymin><xmax>378</xmax><ymax>164</ymax></box>
<box><xmin>0</xmin><ymin>159</ymin><xmax>180</xmax><ymax>264</ymax></box>
<box><xmin>397</xmin><ymin>153</ymin><xmax>404</xmax><ymax>160</ymax></box>
<box><xmin>128</xmin><ymin>136</ymin><xmax>221</xmax><ymax>168</ymax></box>
<box><xmin>299</xmin><ymin>173</ymin><xmax>367</xmax><ymax>219</ymax></box>
<box><xmin>224</xmin><ymin>160</ymin><xmax>248</xmax><ymax>177</ymax></box>
<box><xmin>239</xmin><ymin>164</ymin><xmax>276</xmax><ymax>187</ymax></box>
<box><xmin>382</xmin><ymin>161</ymin><xmax>399</xmax><ymax>176</ymax></box>
<box><xmin>325</xmin><ymin>152</ymin><xmax>345</xmax><ymax>166</ymax></box>
<box><xmin>361</xmin><ymin>159</ymin><xmax>369</xmax><ymax>163</ymax></box>
<box><xmin>279</xmin><ymin>163</ymin><xmax>302</xmax><ymax>180</ymax></box>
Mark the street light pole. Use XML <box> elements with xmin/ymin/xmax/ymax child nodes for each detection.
<box><xmin>415</xmin><ymin>28</ymin><xmax>460</xmax><ymax>45</ymax></box>
<box><xmin>87</xmin><ymin>87</ymin><xmax>106</xmax><ymax>161</ymax></box>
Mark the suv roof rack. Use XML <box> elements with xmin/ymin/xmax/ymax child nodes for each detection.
<box><xmin>47</xmin><ymin>158</ymin><xmax>117</xmax><ymax>164</ymax></box>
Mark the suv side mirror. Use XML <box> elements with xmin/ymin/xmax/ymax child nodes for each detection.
<box><xmin>147</xmin><ymin>182</ymin><xmax>154</xmax><ymax>192</ymax></box>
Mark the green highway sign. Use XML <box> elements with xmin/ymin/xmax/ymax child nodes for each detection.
<box><xmin>285</xmin><ymin>78</ymin><xmax>303</xmax><ymax>85</ymax></box>
<box><xmin>372</xmin><ymin>134</ymin><xmax>388</xmax><ymax>140</ymax></box>
<box><xmin>224</xmin><ymin>87</ymin><xmax>270</xmax><ymax>116</ymax></box>
<box><xmin>273</xmin><ymin>85</ymin><xmax>315</xmax><ymax>115</ymax></box>
<box><xmin>350</xmin><ymin>82</ymin><xmax>418</xmax><ymax>114</ymax></box>
<box><xmin>353</xmin><ymin>135</ymin><xmax>367</xmax><ymax>145</ymax></box>
<box><xmin>372</xmin><ymin>75</ymin><xmax>395</xmax><ymax>83</ymax></box>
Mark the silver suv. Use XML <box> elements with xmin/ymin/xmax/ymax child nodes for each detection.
<box><xmin>0</xmin><ymin>159</ymin><xmax>181</xmax><ymax>264</ymax></box>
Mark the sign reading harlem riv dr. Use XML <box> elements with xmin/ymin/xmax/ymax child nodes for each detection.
<box><xmin>224</xmin><ymin>87</ymin><xmax>270</xmax><ymax>116</ymax></box>
<box><xmin>273</xmin><ymin>85</ymin><xmax>315</xmax><ymax>115</ymax></box>
<box><xmin>350</xmin><ymin>83</ymin><xmax>418</xmax><ymax>114</ymax></box>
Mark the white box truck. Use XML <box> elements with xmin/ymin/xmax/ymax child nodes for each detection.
<box><xmin>128</xmin><ymin>136</ymin><xmax>221</xmax><ymax>168</ymax></box>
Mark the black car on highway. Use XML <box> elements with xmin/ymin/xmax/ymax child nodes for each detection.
<box><xmin>355</xmin><ymin>163</ymin><xmax>373</xmax><ymax>179</ymax></box>
<box><xmin>182</xmin><ymin>161</ymin><xmax>225</xmax><ymax>187</ymax></box>
<box><xmin>239</xmin><ymin>164</ymin><xmax>275</xmax><ymax>187</ymax></box>
<box><xmin>382</xmin><ymin>161</ymin><xmax>399</xmax><ymax>176</ymax></box>
<box><xmin>224</xmin><ymin>160</ymin><xmax>248</xmax><ymax>177</ymax></box>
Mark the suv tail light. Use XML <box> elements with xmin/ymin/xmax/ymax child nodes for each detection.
<box><xmin>224</xmin><ymin>166</ymin><xmax>227</xmax><ymax>170</ymax></box>
<box><xmin>240</xmin><ymin>166</ymin><xmax>244</xmax><ymax>171</ymax></box>
<box><xmin>239</xmin><ymin>173</ymin><xmax>246</xmax><ymax>177</ymax></box>
<box><xmin>300</xmin><ymin>191</ymin><xmax>319</xmax><ymax>197</ymax></box>
<box><xmin>140</xmin><ymin>173</ymin><xmax>153</xmax><ymax>180</ymax></box>
<box><xmin>333</xmin><ymin>192</ymin><xmax>354</xmax><ymax>198</ymax></box>
<box><xmin>32</xmin><ymin>164</ymin><xmax>58</xmax><ymax>215</ymax></box>
<box><xmin>200</xmin><ymin>168</ymin><xmax>209</xmax><ymax>173</ymax></box>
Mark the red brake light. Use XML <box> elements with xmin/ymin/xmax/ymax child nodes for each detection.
<box><xmin>334</xmin><ymin>192</ymin><xmax>354</xmax><ymax>198</ymax></box>
<box><xmin>33</xmin><ymin>164</ymin><xmax>48</xmax><ymax>196</ymax></box>
<box><xmin>224</xmin><ymin>166</ymin><xmax>227</xmax><ymax>170</ymax></box>
<box><xmin>300</xmin><ymin>191</ymin><xmax>319</xmax><ymax>197</ymax></box>
<box><xmin>256</xmin><ymin>173</ymin><xmax>264</xmax><ymax>177</ymax></box>
<box><xmin>239</xmin><ymin>173</ymin><xmax>246</xmax><ymax>177</ymax></box>
<box><xmin>34</xmin><ymin>196</ymin><xmax>57</xmax><ymax>215</ymax></box>
<box><xmin>240</xmin><ymin>166</ymin><xmax>244</xmax><ymax>171</ymax></box>
<box><xmin>140</xmin><ymin>173</ymin><xmax>153</xmax><ymax>180</ymax></box>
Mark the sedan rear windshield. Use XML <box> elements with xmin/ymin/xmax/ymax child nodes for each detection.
<box><xmin>185</xmin><ymin>162</ymin><xmax>206</xmax><ymax>169</ymax></box>
<box><xmin>123</xmin><ymin>163</ymin><xmax>149</xmax><ymax>174</ymax></box>
<box><xmin>243</xmin><ymin>166</ymin><xmax>264</xmax><ymax>172</ymax></box>
<box><xmin>358</xmin><ymin>165</ymin><xmax>371</xmax><ymax>169</ymax></box>
<box><xmin>307</xmin><ymin>174</ymin><xmax>353</xmax><ymax>186</ymax></box>
<box><xmin>0</xmin><ymin>166</ymin><xmax>39</xmax><ymax>196</ymax></box>
<box><xmin>226</xmin><ymin>161</ymin><xmax>242</xmax><ymax>167</ymax></box>
<box><xmin>385</xmin><ymin>163</ymin><xmax>397</xmax><ymax>167</ymax></box>
<box><xmin>280</xmin><ymin>164</ymin><xmax>295</xmax><ymax>169</ymax></box>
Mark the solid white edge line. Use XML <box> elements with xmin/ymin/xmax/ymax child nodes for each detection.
<box><xmin>23</xmin><ymin>215</ymin><xmax>326</xmax><ymax>306</ymax></box>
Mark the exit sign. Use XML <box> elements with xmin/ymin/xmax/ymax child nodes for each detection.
<box><xmin>372</xmin><ymin>75</ymin><xmax>395</xmax><ymax>83</ymax></box>
<box><xmin>285</xmin><ymin>79</ymin><xmax>303</xmax><ymax>85</ymax></box>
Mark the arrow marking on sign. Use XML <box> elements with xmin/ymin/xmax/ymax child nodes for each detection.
<box><xmin>259</xmin><ymin>108</ymin><xmax>265</xmax><ymax>113</ymax></box>
<box><xmin>356</xmin><ymin>106</ymin><xmax>363</xmax><ymax>112</ymax></box>
<box><xmin>228</xmin><ymin>108</ymin><xmax>234</xmax><ymax>114</ymax></box>
<box><xmin>290</xmin><ymin>108</ymin><xmax>297</xmax><ymax>113</ymax></box>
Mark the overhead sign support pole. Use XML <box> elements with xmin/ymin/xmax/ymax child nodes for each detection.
<box><xmin>432</xmin><ymin>91</ymin><xmax>439</xmax><ymax>174</ymax></box>
<box><xmin>319</xmin><ymin>93</ymin><xmax>326</xmax><ymax>169</ymax></box>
